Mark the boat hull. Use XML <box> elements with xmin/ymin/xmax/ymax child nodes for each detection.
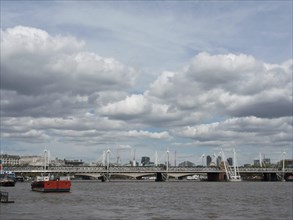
<box><xmin>31</xmin><ymin>180</ymin><xmax>71</xmax><ymax>193</ymax></box>
<box><xmin>286</xmin><ymin>176</ymin><xmax>293</xmax><ymax>182</ymax></box>
<box><xmin>0</xmin><ymin>180</ymin><xmax>15</xmax><ymax>187</ymax></box>
<box><xmin>229</xmin><ymin>179</ymin><xmax>242</xmax><ymax>182</ymax></box>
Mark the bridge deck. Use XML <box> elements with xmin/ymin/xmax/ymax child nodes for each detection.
<box><xmin>5</xmin><ymin>166</ymin><xmax>293</xmax><ymax>174</ymax></box>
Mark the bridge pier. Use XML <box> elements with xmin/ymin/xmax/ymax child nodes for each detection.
<box><xmin>207</xmin><ymin>172</ymin><xmax>226</xmax><ymax>181</ymax></box>
<box><xmin>101</xmin><ymin>172</ymin><xmax>111</xmax><ymax>182</ymax></box>
<box><xmin>155</xmin><ymin>172</ymin><xmax>168</xmax><ymax>182</ymax></box>
<box><xmin>207</xmin><ymin>173</ymin><xmax>219</xmax><ymax>181</ymax></box>
<box><xmin>262</xmin><ymin>173</ymin><xmax>278</xmax><ymax>181</ymax></box>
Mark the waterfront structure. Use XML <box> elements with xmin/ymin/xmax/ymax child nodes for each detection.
<box><xmin>0</xmin><ymin>154</ymin><xmax>20</xmax><ymax>166</ymax></box>
<box><xmin>178</xmin><ymin>161</ymin><xmax>194</xmax><ymax>167</ymax></box>
<box><xmin>19</xmin><ymin>156</ymin><xmax>44</xmax><ymax>166</ymax></box>
<box><xmin>277</xmin><ymin>159</ymin><xmax>293</xmax><ymax>168</ymax></box>
<box><xmin>64</xmin><ymin>159</ymin><xmax>84</xmax><ymax>166</ymax></box>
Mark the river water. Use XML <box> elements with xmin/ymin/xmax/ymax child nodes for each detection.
<box><xmin>1</xmin><ymin>180</ymin><xmax>292</xmax><ymax>220</ymax></box>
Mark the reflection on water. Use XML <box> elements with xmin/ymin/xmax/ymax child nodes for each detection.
<box><xmin>1</xmin><ymin>181</ymin><xmax>292</xmax><ymax>220</ymax></box>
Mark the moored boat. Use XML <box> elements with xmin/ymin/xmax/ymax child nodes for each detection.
<box><xmin>0</xmin><ymin>173</ymin><xmax>16</xmax><ymax>187</ymax></box>
<box><xmin>0</xmin><ymin>159</ymin><xmax>16</xmax><ymax>187</ymax></box>
<box><xmin>286</xmin><ymin>175</ymin><xmax>293</xmax><ymax>182</ymax></box>
<box><xmin>31</xmin><ymin>174</ymin><xmax>71</xmax><ymax>192</ymax></box>
<box><xmin>31</xmin><ymin>148</ymin><xmax>71</xmax><ymax>192</ymax></box>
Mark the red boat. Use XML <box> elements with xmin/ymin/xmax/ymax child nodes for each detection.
<box><xmin>31</xmin><ymin>174</ymin><xmax>71</xmax><ymax>193</ymax></box>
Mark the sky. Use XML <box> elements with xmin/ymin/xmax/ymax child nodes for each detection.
<box><xmin>0</xmin><ymin>0</ymin><xmax>292</xmax><ymax>166</ymax></box>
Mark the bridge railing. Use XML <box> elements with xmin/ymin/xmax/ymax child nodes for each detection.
<box><xmin>4</xmin><ymin>166</ymin><xmax>293</xmax><ymax>174</ymax></box>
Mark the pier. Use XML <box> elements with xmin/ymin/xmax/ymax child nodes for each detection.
<box><xmin>0</xmin><ymin>191</ymin><xmax>14</xmax><ymax>203</ymax></box>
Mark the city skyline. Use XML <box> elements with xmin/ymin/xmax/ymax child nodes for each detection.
<box><xmin>0</xmin><ymin>145</ymin><xmax>289</xmax><ymax>167</ymax></box>
<box><xmin>1</xmin><ymin>1</ymin><xmax>292</xmax><ymax>165</ymax></box>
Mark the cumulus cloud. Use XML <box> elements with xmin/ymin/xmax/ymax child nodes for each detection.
<box><xmin>1</xmin><ymin>26</ymin><xmax>291</xmax><ymax>161</ymax></box>
<box><xmin>1</xmin><ymin>26</ymin><xmax>137</xmax><ymax>117</ymax></box>
<box><xmin>126</xmin><ymin>130</ymin><xmax>171</xmax><ymax>139</ymax></box>
<box><xmin>174</xmin><ymin>116</ymin><xmax>292</xmax><ymax>147</ymax></box>
<box><xmin>1</xmin><ymin>26</ymin><xmax>137</xmax><ymax>95</ymax></box>
<box><xmin>99</xmin><ymin>94</ymin><xmax>151</xmax><ymax>118</ymax></box>
<box><xmin>147</xmin><ymin>52</ymin><xmax>292</xmax><ymax>119</ymax></box>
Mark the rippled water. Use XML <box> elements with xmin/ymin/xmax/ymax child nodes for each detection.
<box><xmin>1</xmin><ymin>181</ymin><xmax>292</xmax><ymax>220</ymax></box>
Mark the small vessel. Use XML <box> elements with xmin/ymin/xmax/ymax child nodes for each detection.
<box><xmin>0</xmin><ymin>160</ymin><xmax>16</xmax><ymax>187</ymax></box>
<box><xmin>15</xmin><ymin>176</ymin><xmax>25</xmax><ymax>182</ymax></box>
<box><xmin>31</xmin><ymin>174</ymin><xmax>71</xmax><ymax>192</ymax></box>
<box><xmin>286</xmin><ymin>175</ymin><xmax>293</xmax><ymax>182</ymax></box>
<box><xmin>0</xmin><ymin>173</ymin><xmax>16</xmax><ymax>187</ymax></box>
<box><xmin>31</xmin><ymin>148</ymin><xmax>71</xmax><ymax>192</ymax></box>
<box><xmin>186</xmin><ymin>174</ymin><xmax>200</xmax><ymax>181</ymax></box>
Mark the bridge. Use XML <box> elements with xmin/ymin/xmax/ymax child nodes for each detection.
<box><xmin>6</xmin><ymin>166</ymin><xmax>293</xmax><ymax>182</ymax></box>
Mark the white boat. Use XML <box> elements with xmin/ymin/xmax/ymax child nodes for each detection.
<box><xmin>186</xmin><ymin>174</ymin><xmax>200</xmax><ymax>181</ymax></box>
<box><xmin>221</xmin><ymin>148</ymin><xmax>242</xmax><ymax>182</ymax></box>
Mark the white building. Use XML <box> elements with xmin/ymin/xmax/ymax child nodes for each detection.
<box><xmin>0</xmin><ymin>154</ymin><xmax>20</xmax><ymax>165</ymax></box>
<box><xmin>19</xmin><ymin>155</ymin><xmax>44</xmax><ymax>166</ymax></box>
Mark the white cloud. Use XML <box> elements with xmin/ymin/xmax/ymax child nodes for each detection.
<box><xmin>1</xmin><ymin>26</ymin><xmax>84</xmax><ymax>56</ymax></box>
<box><xmin>99</xmin><ymin>94</ymin><xmax>151</xmax><ymax>118</ymax></box>
<box><xmin>186</xmin><ymin>52</ymin><xmax>261</xmax><ymax>85</ymax></box>
<box><xmin>126</xmin><ymin>130</ymin><xmax>171</xmax><ymax>139</ymax></box>
<box><xmin>147</xmin><ymin>52</ymin><xmax>292</xmax><ymax>119</ymax></box>
<box><xmin>174</xmin><ymin>116</ymin><xmax>292</xmax><ymax>146</ymax></box>
<box><xmin>1</xmin><ymin>26</ymin><xmax>137</xmax><ymax>95</ymax></box>
<box><xmin>1</xmin><ymin>23</ymin><xmax>291</xmax><ymax>163</ymax></box>
<box><xmin>1</xmin><ymin>26</ymin><xmax>138</xmax><ymax>118</ymax></box>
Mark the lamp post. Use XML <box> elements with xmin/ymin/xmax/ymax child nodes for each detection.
<box><xmin>44</xmin><ymin>148</ymin><xmax>48</xmax><ymax>171</ymax></box>
<box><xmin>282</xmin><ymin>151</ymin><xmax>286</xmax><ymax>181</ymax></box>
<box><xmin>104</xmin><ymin>149</ymin><xmax>111</xmax><ymax>181</ymax></box>
<box><xmin>166</xmin><ymin>149</ymin><xmax>170</xmax><ymax>181</ymax></box>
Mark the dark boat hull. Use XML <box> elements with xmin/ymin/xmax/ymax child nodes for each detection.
<box><xmin>0</xmin><ymin>180</ymin><xmax>15</xmax><ymax>187</ymax></box>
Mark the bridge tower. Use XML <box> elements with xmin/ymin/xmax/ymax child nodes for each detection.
<box><xmin>155</xmin><ymin>149</ymin><xmax>169</xmax><ymax>182</ymax></box>
<box><xmin>101</xmin><ymin>149</ymin><xmax>111</xmax><ymax>182</ymax></box>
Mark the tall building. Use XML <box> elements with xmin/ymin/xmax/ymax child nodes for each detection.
<box><xmin>254</xmin><ymin>158</ymin><xmax>271</xmax><ymax>167</ymax></box>
<box><xmin>0</xmin><ymin>154</ymin><xmax>20</xmax><ymax>165</ymax></box>
<box><xmin>263</xmin><ymin>158</ymin><xmax>271</xmax><ymax>165</ymax></box>
<box><xmin>141</xmin><ymin>156</ymin><xmax>150</xmax><ymax>166</ymax></box>
<box><xmin>216</xmin><ymin>156</ymin><xmax>222</xmax><ymax>167</ymax></box>
<box><xmin>227</xmin><ymin>157</ymin><xmax>233</xmax><ymax>166</ymax></box>
<box><xmin>206</xmin><ymin>155</ymin><xmax>212</xmax><ymax>166</ymax></box>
